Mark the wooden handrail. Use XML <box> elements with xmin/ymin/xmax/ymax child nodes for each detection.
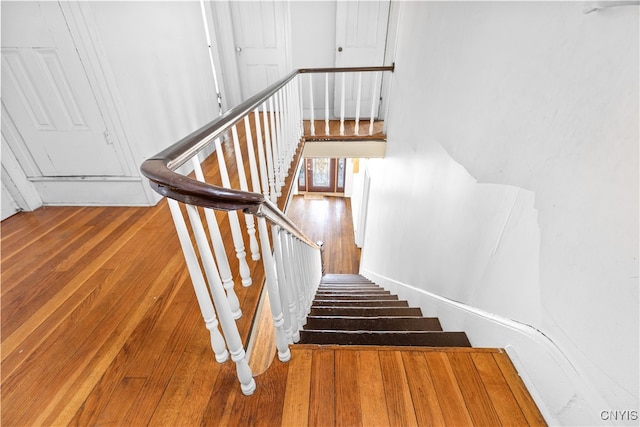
<box><xmin>140</xmin><ymin>65</ymin><xmax>394</xmax><ymax>245</ymax></box>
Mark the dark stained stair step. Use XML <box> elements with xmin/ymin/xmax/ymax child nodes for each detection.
<box><xmin>316</xmin><ymin>289</ymin><xmax>390</xmax><ymax>295</ymax></box>
<box><xmin>312</xmin><ymin>300</ymin><xmax>410</xmax><ymax>307</ymax></box>
<box><xmin>304</xmin><ymin>316</ymin><xmax>443</xmax><ymax>331</ymax></box>
<box><xmin>321</xmin><ymin>274</ymin><xmax>373</xmax><ymax>283</ymax></box>
<box><xmin>298</xmin><ymin>330</ymin><xmax>471</xmax><ymax>347</ymax></box>
<box><xmin>317</xmin><ymin>285</ymin><xmax>382</xmax><ymax>290</ymax></box>
<box><xmin>309</xmin><ymin>307</ymin><xmax>423</xmax><ymax>317</ymax></box>
<box><xmin>313</xmin><ymin>294</ymin><xmax>398</xmax><ymax>301</ymax></box>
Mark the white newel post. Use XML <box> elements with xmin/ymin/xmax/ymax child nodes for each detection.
<box><xmin>324</xmin><ymin>73</ymin><xmax>330</xmax><ymax>135</ymax></box>
<box><xmin>340</xmin><ymin>72</ymin><xmax>346</xmax><ymax>136</ymax></box>
<box><xmin>297</xmin><ymin>76</ymin><xmax>304</xmax><ymax>139</ymax></box>
<box><xmin>191</xmin><ymin>158</ymin><xmax>242</xmax><ymax>319</ymax></box>
<box><xmin>214</xmin><ymin>138</ymin><xmax>252</xmax><ymax>287</ymax></box>
<box><xmin>185</xmin><ymin>204</ymin><xmax>256</xmax><ymax>396</ymax></box>
<box><xmin>167</xmin><ymin>199</ymin><xmax>229</xmax><ymax>363</ymax></box>
<box><xmin>369</xmin><ymin>71</ymin><xmax>379</xmax><ymax>136</ymax></box>
<box><xmin>256</xmin><ymin>218</ymin><xmax>291</xmax><ymax>362</ymax></box>
<box><xmin>231</xmin><ymin>125</ymin><xmax>260</xmax><ymax>261</ymax></box>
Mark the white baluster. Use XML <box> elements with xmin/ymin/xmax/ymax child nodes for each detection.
<box><xmin>257</xmin><ymin>218</ymin><xmax>291</xmax><ymax>362</ymax></box>
<box><xmin>279</xmin><ymin>230</ymin><xmax>302</xmax><ymax>339</ymax></box>
<box><xmin>287</xmin><ymin>234</ymin><xmax>307</xmax><ymax>325</ymax></box>
<box><xmin>186</xmin><ymin>204</ymin><xmax>255</xmax><ymax>395</ymax></box>
<box><xmin>269</xmin><ymin>97</ymin><xmax>282</xmax><ymax>197</ymax></box>
<box><xmin>275</xmin><ymin>91</ymin><xmax>286</xmax><ymax>185</ymax></box>
<box><xmin>288</xmin><ymin>82</ymin><xmax>296</xmax><ymax>160</ymax></box>
<box><xmin>340</xmin><ymin>72</ymin><xmax>346</xmax><ymax>136</ymax></box>
<box><xmin>324</xmin><ymin>73</ymin><xmax>330</xmax><ymax>135</ymax></box>
<box><xmin>308</xmin><ymin>73</ymin><xmax>315</xmax><ymax>136</ymax></box>
<box><xmin>254</xmin><ymin>108</ymin><xmax>270</xmax><ymax>198</ymax></box>
<box><xmin>271</xmin><ymin>226</ymin><xmax>294</xmax><ymax>342</ymax></box>
<box><xmin>297</xmin><ymin>75</ymin><xmax>305</xmax><ymax>139</ymax></box>
<box><xmin>167</xmin><ymin>199</ymin><xmax>229</xmax><ymax>363</ymax></box>
<box><xmin>263</xmin><ymin>102</ymin><xmax>277</xmax><ymax>201</ymax></box>
<box><xmin>231</xmin><ymin>125</ymin><xmax>260</xmax><ymax>261</ymax></box>
<box><xmin>355</xmin><ymin>72</ymin><xmax>362</xmax><ymax>135</ymax></box>
<box><xmin>214</xmin><ymin>137</ymin><xmax>252</xmax><ymax>287</ymax></box>
<box><xmin>244</xmin><ymin>115</ymin><xmax>262</xmax><ymax>195</ymax></box>
<box><xmin>191</xmin><ymin>158</ymin><xmax>241</xmax><ymax>319</ymax></box>
<box><xmin>369</xmin><ymin>71</ymin><xmax>379</xmax><ymax>136</ymax></box>
<box><xmin>281</xmin><ymin>86</ymin><xmax>290</xmax><ymax>165</ymax></box>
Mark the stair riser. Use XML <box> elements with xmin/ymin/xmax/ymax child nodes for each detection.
<box><xmin>317</xmin><ymin>286</ymin><xmax>382</xmax><ymax>291</ymax></box>
<box><xmin>321</xmin><ymin>274</ymin><xmax>373</xmax><ymax>283</ymax></box>
<box><xmin>304</xmin><ymin>317</ymin><xmax>443</xmax><ymax>331</ymax></box>
<box><xmin>309</xmin><ymin>307</ymin><xmax>423</xmax><ymax>317</ymax></box>
<box><xmin>314</xmin><ymin>295</ymin><xmax>398</xmax><ymax>301</ymax></box>
<box><xmin>312</xmin><ymin>300</ymin><xmax>409</xmax><ymax>307</ymax></box>
<box><xmin>316</xmin><ymin>290</ymin><xmax>390</xmax><ymax>295</ymax></box>
<box><xmin>299</xmin><ymin>331</ymin><xmax>472</xmax><ymax>347</ymax></box>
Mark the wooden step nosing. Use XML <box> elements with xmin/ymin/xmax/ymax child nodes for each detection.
<box><xmin>316</xmin><ymin>290</ymin><xmax>386</xmax><ymax>293</ymax></box>
<box><xmin>301</xmin><ymin>329</ymin><xmax>450</xmax><ymax>334</ymax></box>
<box><xmin>305</xmin><ymin>316</ymin><xmax>441</xmax><ymax>321</ymax></box>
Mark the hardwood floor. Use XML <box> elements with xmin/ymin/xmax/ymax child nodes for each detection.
<box><xmin>286</xmin><ymin>195</ymin><xmax>361</xmax><ymax>274</ymax></box>
<box><xmin>283</xmin><ymin>346</ymin><xmax>546</xmax><ymax>427</ymax></box>
<box><xmin>1</xmin><ymin>122</ymin><xmax>545</xmax><ymax>425</ymax></box>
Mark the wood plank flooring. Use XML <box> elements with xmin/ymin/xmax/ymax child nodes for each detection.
<box><xmin>1</xmin><ymin>120</ymin><xmax>545</xmax><ymax>425</ymax></box>
<box><xmin>286</xmin><ymin>195</ymin><xmax>361</xmax><ymax>274</ymax></box>
<box><xmin>283</xmin><ymin>346</ymin><xmax>546</xmax><ymax>427</ymax></box>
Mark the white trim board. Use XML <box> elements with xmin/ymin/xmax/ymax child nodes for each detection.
<box><xmin>32</xmin><ymin>177</ymin><xmax>160</xmax><ymax>206</ymax></box>
<box><xmin>360</xmin><ymin>268</ymin><xmax>612</xmax><ymax>427</ymax></box>
<box><xmin>302</xmin><ymin>140</ymin><xmax>385</xmax><ymax>159</ymax></box>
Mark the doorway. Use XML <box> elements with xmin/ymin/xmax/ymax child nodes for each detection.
<box><xmin>333</xmin><ymin>0</ymin><xmax>391</xmax><ymax>118</ymax></box>
<box><xmin>298</xmin><ymin>158</ymin><xmax>346</xmax><ymax>194</ymax></box>
<box><xmin>228</xmin><ymin>0</ymin><xmax>290</xmax><ymax>101</ymax></box>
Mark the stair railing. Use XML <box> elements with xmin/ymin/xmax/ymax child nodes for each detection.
<box><xmin>140</xmin><ymin>65</ymin><xmax>394</xmax><ymax>395</ymax></box>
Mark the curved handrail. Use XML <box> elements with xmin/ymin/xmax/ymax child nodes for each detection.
<box><xmin>140</xmin><ymin>65</ymin><xmax>394</xmax><ymax>247</ymax></box>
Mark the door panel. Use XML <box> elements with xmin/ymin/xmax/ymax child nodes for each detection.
<box><xmin>334</xmin><ymin>0</ymin><xmax>390</xmax><ymax>118</ymax></box>
<box><xmin>0</xmin><ymin>2</ymin><xmax>125</xmax><ymax>176</ymax></box>
<box><xmin>230</xmin><ymin>1</ymin><xmax>288</xmax><ymax>101</ymax></box>
<box><xmin>298</xmin><ymin>158</ymin><xmax>346</xmax><ymax>193</ymax></box>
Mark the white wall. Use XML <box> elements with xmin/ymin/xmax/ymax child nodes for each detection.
<box><xmin>361</xmin><ymin>2</ymin><xmax>638</xmax><ymax>425</ymax></box>
<box><xmin>90</xmin><ymin>1</ymin><xmax>219</xmax><ymax>173</ymax></box>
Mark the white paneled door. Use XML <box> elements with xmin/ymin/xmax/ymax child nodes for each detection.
<box><xmin>334</xmin><ymin>0</ymin><xmax>390</xmax><ymax>118</ymax></box>
<box><xmin>1</xmin><ymin>2</ymin><xmax>127</xmax><ymax>177</ymax></box>
<box><xmin>229</xmin><ymin>0</ymin><xmax>289</xmax><ymax>101</ymax></box>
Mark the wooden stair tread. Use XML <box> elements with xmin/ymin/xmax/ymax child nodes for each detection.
<box><xmin>304</xmin><ymin>316</ymin><xmax>443</xmax><ymax>331</ymax></box>
<box><xmin>309</xmin><ymin>307</ymin><xmax>424</xmax><ymax>317</ymax></box>
<box><xmin>313</xmin><ymin>294</ymin><xmax>399</xmax><ymax>300</ymax></box>
<box><xmin>316</xmin><ymin>289</ymin><xmax>391</xmax><ymax>295</ymax></box>
<box><xmin>318</xmin><ymin>283</ymin><xmax>384</xmax><ymax>291</ymax></box>
<box><xmin>321</xmin><ymin>274</ymin><xmax>373</xmax><ymax>283</ymax></box>
<box><xmin>299</xmin><ymin>330</ymin><xmax>472</xmax><ymax>347</ymax></box>
<box><xmin>311</xmin><ymin>300</ymin><xmax>410</xmax><ymax>307</ymax></box>
<box><xmin>305</xmin><ymin>274</ymin><xmax>472</xmax><ymax>348</ymax></box>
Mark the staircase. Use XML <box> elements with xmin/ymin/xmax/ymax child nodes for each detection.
<box><xmin>299</xmin><ymin>274</ymin><xmax>471</xmax><ymax>347</ymax></box>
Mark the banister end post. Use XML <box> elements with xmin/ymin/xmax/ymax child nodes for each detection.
<box><xmin>317</xmin><ymin>240</ymin><xmax>325</xmax><ymax>276</ymax></box>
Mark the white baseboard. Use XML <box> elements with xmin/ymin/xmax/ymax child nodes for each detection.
<box><xmin>361</xmin><ymin>268</ymin><xmax>611</xmax><ymax>427</ymax></box>
<box><xmin>32</xmin><ymin>176</ymin><xmax>161</xmax><ymax>206</ymax></box>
